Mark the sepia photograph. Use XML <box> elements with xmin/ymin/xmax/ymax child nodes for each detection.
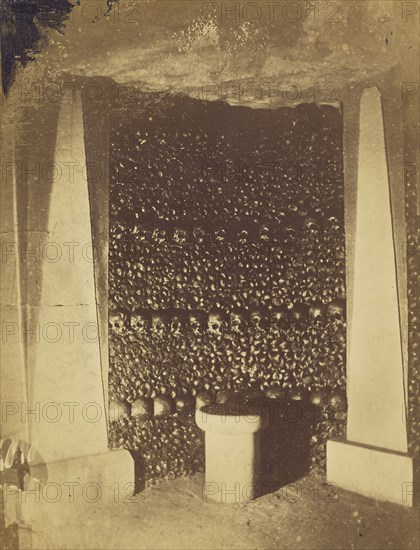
<box><xmin>0</xmin><ymin>1</ymin><xmax>419</xmax><ymax>548</ymax></box>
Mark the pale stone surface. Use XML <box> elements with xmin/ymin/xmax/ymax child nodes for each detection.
<box><xmin>196</xmin><ymin>406</ymin><xmax>268</xmax><ymax>503</ymax></box>
<box><xmin>327</xmin><ymin>86</ymin><xmax>413</xmax><ymax>507</ymax></box>
<box><xmin>343</xmin><ymin>81</ymin><xmax>409</xmax><ymax>389</ymax></box>
<box><xmin>327</xmin><ymin>440</ymin><xmax>414</xmax><ymax>507</ymax></box>
<box><xmin>1</xmin><ymin>90</ymin><xmax>133</xmax><ymax>531</ymax></box>
<box><xmin>0</xmin><ymin>305</ymin><xmax>28</xmax><ymax>441</ymax></box>
<box><xmin>346</xmin><ymin>87</ymin><xmax>408</xmax><ymax>453</ymax></box>
<box><xmin>18</xmin><ymin>92</ymin><xmax>134</xmax><ymax>496</ymax></box>
<box><xmin>0</xmin><ymin>450</ymin><xmax>134</xmax><ymax>548</ymax></box>
<box><xmin>20</xmin><ymin>450</ymin><xmax>134</xmax><ymax>513</ymax></box>
<box><xmin>27</xmin><ymin>92</ymin><xmax>108</xmax><ymax>463</ymax></box>
<box><xmin>0</xmin><ymin>118</ymin><xmax>29</xmax><ymax>443</ymax></box>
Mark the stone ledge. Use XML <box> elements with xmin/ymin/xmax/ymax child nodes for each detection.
<box><xmin>14</xmin><ymin>449</ymin><xmax>135</xmax><ymax>530</ymax></box>
<box><xmin>327</xmin><ymin>438</ymin><xmax>414</xmax><ymax>507</ymax></box>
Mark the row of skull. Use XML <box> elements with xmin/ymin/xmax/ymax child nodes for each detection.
<box><xmin>110</xmin><ymin>300</ymin><xmax>345</xmax><ymax>335</ymax></box>
<box><xmin>111</xmin><ymin>216</ymin><xmax>342</xmax><ymax>246</ymax></box>
<box><xmin>112</xmin><ymin>202</ymin><xmax>342</xmax><ymax>232</ymax></box>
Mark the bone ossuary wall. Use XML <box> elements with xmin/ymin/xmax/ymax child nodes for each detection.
<box><xmin>107</xmin><ymin>89</ymin><xmax>348</xmax><ymax>487</ymax></box>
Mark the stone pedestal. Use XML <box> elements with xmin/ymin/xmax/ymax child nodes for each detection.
<box><xmin>196</xmin><ymin>404</ymin><xmax>268</xmax><ymax>503</ymax></box>
<box><xmin>327</xmin><ymin>87</ymin><xmax>413</xmax><ymax>506</ymax></box>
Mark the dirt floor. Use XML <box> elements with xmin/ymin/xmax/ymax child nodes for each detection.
<box><xmin>10</xmin><ymin>474</ymin><xmax>419</xmax><ymax>550</ymax></box>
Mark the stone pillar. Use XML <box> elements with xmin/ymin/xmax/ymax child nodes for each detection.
<box><xmin>0</xmin><ymin>112</ymin><xmax>28</xmax><ymax>446</ymax></box>
<box><xmin>27</xmin><ymin>89</ymin><xmax>111</xmax><ymax>463</ymax></box>
<box><xmin>327</xmin><ymin>87</ymin><xmax>413</xmax><ymax>506</ymax></box>
<box><xmin>80</xmin><ymin>78</ymin><xmax>114</xmax><ymax>422</ymax></box>
<box><xmin>2</xmin><ymin>90</ymin><xmax>133</xmax><ymax>530</ymax></box>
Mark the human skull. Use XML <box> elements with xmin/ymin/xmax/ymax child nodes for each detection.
<box><xmin>238</xmin><ymin>229</ymin><xmax>248</xmax><ymax>245</ymax></box>
<box><xmin>208</xmin><ymin>311</ymin><xmax>227</xmax><ymax>335</ymax></box>
<box><xmin>132</xmin><ymin>225</ymin><xmax>149</xmax><ymax>242</ymax></box>
<box><xmin>303</xmin><ymin>217</ymin><xmax>320</xmax><ymax>234</ymax></box>
<box><xmin>325</xmin><ymin>209</ymin><xmax>341</xmax><ymax>231</ymax></box>
<box><xmin>130</xmin><ymin>310</ymin><xmax>150</xmax><ymax>333</ymax></box>
<box><xmin>192</xmin><ymin>226</ymin><xmax>205</xmax><ymax>243</ymax></box>
<box><xmin>327</xmin><ymin>299</ymin><xmax>346</xmax><ymax>322</ymax></box>
<box><xmin>309</xmin><ymin>302</ymin><xmax>325</xmax><ymax>321</ymax></box>
<box><xmin>285</xmin><ymin>225</ymin><xmax>297</xmax><ymax>243</ymax></box>
<box><xmin>173</xmin><ymin>228</ymin><xmax>188</xmax><ymax>246</ymax></box>
<box><xmin>259</xmin><ymin>225</ymin><xmax>270</xmax><ymax>241</ymax></box>
<box><xmin>250</xmin><ymin>307</ymin><xmax>268</xmax><ymax>331</ymax></box>
<box><xmin>215</xmin><ymin>229</ymin><xmax>226</xmax><ymax>242</ymax></box>
<box><xmin>111</xmin><ymin>221</ymin><xmax>124</xmax><ymax>241</ymax></box>
<box><xmin>290</xmin><ymin>303</ymin><xmax>308</xmax><ymax>323</ymax></box>
<box><xmin>270</xmin><ymin>306</ymin><xmax>288</xmax><ymax>332</ymax></box>
<box><xmin>230</xmin><ymin>309</ymin><xmax>248</xmax><ymax>333</ymax></box>
<box><xmin>109</xmin><ymin>310</ymin><xmax>128</xmax><ymax>335</ymax></box>
<box><xmin>170</xmin><ymin>312</ymin><xmax>186</xmax><ymax>337</ymax></box>
<box><xmin>189</xmin><ymin>311</ymin><xmax>207</xmax><ymax>335</ymax></box>
<box><xmin>152</xmin><ymin>228</ymin><xmax>167</xmax><ymax>244</ymax></box>
<box><xmin>151</xmin><ymin>312</ymin><xmax>169</xmax><ymax>335</ymax></box>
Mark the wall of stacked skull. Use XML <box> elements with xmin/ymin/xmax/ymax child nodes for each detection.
<box><xmin>405</xmin><ymin>161</ymin><xmax>420</xmax><ymax>458</ymax></box>
<box><xmin>107</xmin><ymin>91</ymin><xmax>416</xmax><ymax>488</ymax></box>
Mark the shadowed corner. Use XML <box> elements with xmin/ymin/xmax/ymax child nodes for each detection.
<box><xmin>256</xmin><ymin>398</ymin><xmax>316</xmax><ymax>496</ymax></box>
<box><xmin>132</xmin><ymin>451</ymin><xmax>147</xmax><ymax>494</ymax></box>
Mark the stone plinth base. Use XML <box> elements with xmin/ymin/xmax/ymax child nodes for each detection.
<box><xmin>327</xmin><ymin>439</ymin><xmax>414</xmax><ymax>507</ymax></box>
<box><xmin>9</xmin><ymin>449</ymin><xmax>134</xmax><ymax>529</ymax></box>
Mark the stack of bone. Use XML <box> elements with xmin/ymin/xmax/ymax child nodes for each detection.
<box><xmin>405</xmin><ymin>161</ymin><xmax>420</xmax><ymax>457</ymax></box>
<box><xmin>108</xmin><ymin>91</ymin><xmax>348</xmax><ymax>485</ymax></box>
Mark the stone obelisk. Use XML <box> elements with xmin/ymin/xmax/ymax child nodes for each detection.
<box><xmin>20</xmin><ymin>90</ymin><xmax>133</xmax><ymax>518</ymax></box>
<box><xmin>1</xmin><ymin>118</ymin><xmax>28</xmax><ymax>446</ymax></box>
<box><xmin>327</xmin><ymin>87</ymin><xmax>413</xmax><ymax>506</ymax></box>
